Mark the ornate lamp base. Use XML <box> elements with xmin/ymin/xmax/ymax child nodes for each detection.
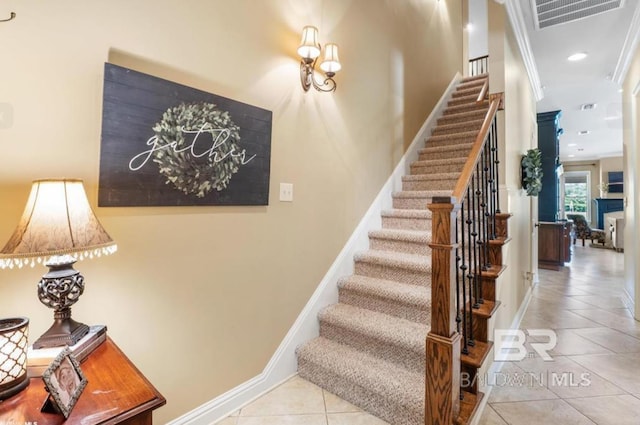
<box><xmin>32</xmin><ymin>257</ymin><xmax>90</xmax><ymax>349</ymax></box>
<box><xmin>32</xmin><ymin>312</ymin><xmax>89</xmax><ymax>349</ymax></box>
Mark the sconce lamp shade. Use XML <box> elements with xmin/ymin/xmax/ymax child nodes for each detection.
<box><xmin>320</xmin><ymin>43</ymin><xmax>342</xmax><ymax>74</ymax></box>
<box><xmin>0</xmin><ymin>317</ymin><xmax>29</xmax><ymax>400</ymax></box>
<box><xmin>297</xmin><ymin>25</ymin><xmax>321</xmax><ymax>59</ymax></box>
<box><xmin>0</xmin><ymin>179</ymin><xmax>117</xmax><ymax>268</ymax></box>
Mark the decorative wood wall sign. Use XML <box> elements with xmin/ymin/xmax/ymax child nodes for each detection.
<box><xmin>98</xmin><ymin>63</ymin><xmax>272</xmax><ymax>206</ymax></box>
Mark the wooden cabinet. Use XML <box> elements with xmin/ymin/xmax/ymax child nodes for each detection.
<box><xmin>537</xmin><ymin>111</ymin><xmax>563</xmax><ymax>222</ymax></box>
<box><xmin>0</xmin><ymin>338</ymin><xmax>165</xmax><ymax>425</ymax></box>
<box><xmin>539</xmin><ymin>221</ymin><xmax>572</xmax><ymax>270</ymax></box>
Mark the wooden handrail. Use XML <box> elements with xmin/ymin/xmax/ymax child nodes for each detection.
<box><xmin>451</xmin><ymin>92</ymin><xmax>503</xmax><ymax>201</ymax></box>
<box><xmin>476</xmin><ymin>78</ymin><xmax>489</xmax><ymax>103</ymax></box>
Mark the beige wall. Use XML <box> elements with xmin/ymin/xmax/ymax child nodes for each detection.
<box><xmin>599</xmin><ymin>156</ymin><xmax>624</xmax><ymax>199</ymax></box>
<box><xmin>623</xmin><ymin>45</ymin><xmax>640</xmax><ymax>315</ymax></box>
<box><xmin>0</xmin><ymin>0</ymin><xmax>463</xmax><ymax>421</ymax></box>
<box><xmin>486</xmin><ymin>2</ymin><xmax>536</xmax><ymax>340</ymax></box>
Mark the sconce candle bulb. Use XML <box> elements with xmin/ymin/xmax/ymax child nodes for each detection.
<box><xmin>298</xmin><ymin>26</ymin><xmax>341</xmax><ymax>92</ymax></box>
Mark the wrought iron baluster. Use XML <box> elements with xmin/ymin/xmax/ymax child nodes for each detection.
<box><xmin>460</xmin><ymin>200</ymin><xmax>469</xmax><ymax>355</ymax></box>
<box><xmin>466</xmin><ymin>185</ymin><xmax>475</xmax><ymax>347</ymax></box>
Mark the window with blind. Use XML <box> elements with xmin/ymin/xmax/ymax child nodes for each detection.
<box><xmin>564</xmin><ymin>171</ymin><xmax>591</xmax><ymax>221</ymax></box>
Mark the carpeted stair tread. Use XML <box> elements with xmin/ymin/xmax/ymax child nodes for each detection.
<box><xmin>368</xmin><ymin>227</ymin><xmax>433</xmax><ymax>255</ymax></box>
<box><xmin>392</xmin><ymin>189</ymin><xmax>452</xmax><ymax>200</ymax></box>
<box><xmin>318</xmin><ymin>303</ymin><xmax>429</xmax><ymax>360</ymax></box>
<box><xmin>431</xmin><ymin>122</ymin><xmax>484</xmax><ymax>137</ymax></box>
<box><xmin>354</xmin><ymin>249</ymin><xmax>431</xmax><ymax>272</ymax></box>
<box><xmin>297</xmin><ymin>337</ymin><xmax>425</xmax><ymax>425</ymax></box>
<box><xmin>382</xmin><ymin>209</ymin><xmax>432</xmax><ymax>219</ymax></box>
<box><xmin>437</xmin><ymin>109</ymin><xmax>487</xmax><ymax>126</ymax></box>
<box><xmin>448</xmin><ymin>93</ymin><xmax>482</xmax><ymax>106</ymax></box>
<box><xmin>443</xmin><ymin>100</ymin><xmax>489</xmax><ymax>115</ymax></box>
<box><xmin>338</xmin><ymin>275</ymin><xmax>431</xmax><ymax>313</ymax></box>
<box><xmin>381</xmin><ymin>209</ymin><xmax>432</xmax><ymax>231</ymax></box>
<box><xmin>369</xmin><ymin>228</ymin><xmax>431</xmax><ymax>243</ymax></box>
<box><xmin>419</xmin><ymin>143</ymin><xmax>474</xmax><ymax>161</ymax></box>
<box><xmin>403</xmin><ymin>172</ymin><xmax>459</xmax><ymax>182</ymax></box>
<box><xmin>452</xmin><ymin>86</ymin><xmax>483</xmax><ymax>99</ymax></box>
<box><xmin>461</xmin><ymin>73</ymin><xmax>488</xmax><ymax>83</ymax></box>
<box><xmin>411</xmin><ymin>157</ymin><xmax>467</xmax><ymax>168</ymax></box>
<box><xmin>402</xmin><ymin>174</ymin><xmax>458</xmax><ymax>191</ymax></box>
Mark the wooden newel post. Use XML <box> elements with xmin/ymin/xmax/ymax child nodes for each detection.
<box><xmin>425</xmin><ymin>198</ymin><xmax>461</xmax><ymax>425</ymax></box>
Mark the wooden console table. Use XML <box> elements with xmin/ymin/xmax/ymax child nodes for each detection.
<box><xmin>0</xmin><ymin>338</ymin><xmax>165</xmax><ymax>425</ymax></box>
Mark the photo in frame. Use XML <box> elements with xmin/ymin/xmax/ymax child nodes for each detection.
<box><xmin>41</xmin><ymin>348</ymin><xmax>88</xmax><ymax>418</ymax></box>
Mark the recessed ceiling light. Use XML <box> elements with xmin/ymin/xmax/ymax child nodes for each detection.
<box><xmin>466</xmin><ymin>23</ymin><xmax>474</xmax><ymax>31</ymax></box>
<box><xmin>578</xmin><ymin>130</ymin><xmax>590</xmax><ymax>135</ymax></box>
<box><xmin>604</xmin><ymin>116</ymin><xmax>621</xmax><ymax>121</ymax></box>
<box><xmin>580</xmin><ymin>103</ymin><xmax>597</xmax><ymax>110</ymax></box>
<box><xmin>568</xmin><ymin>52</ymin><xmax>588</xmax><ymax>61</ymax></box>
<box><xmin>568</xmin><ymin>155</ymin><xmax>576</xmax><ymax>158</ymax></box>
<box><xmin>618</xmin><ymin>88</ymin><xmax>624</xmax><ymax>93</ymax></box>
<box><xmin>568</xmin><ymin>143</ymin><xmax>577</xmax><ymax>147</ymax></box>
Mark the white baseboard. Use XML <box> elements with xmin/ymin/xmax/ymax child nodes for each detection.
<box><xmin>166</xmin><ymin>73</ymin><xmax>463</xmax><ymax>425</ymax></box>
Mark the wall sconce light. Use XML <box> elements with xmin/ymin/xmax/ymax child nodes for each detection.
<box><xmin>297</xmin><ymin>26</ymin><xmax>342</xmax><ymax>92</ymax></box>
<box><xmin>0</xmin><ymin>317</ymin><xmax>29</xmax><ymax>400</ymax></box>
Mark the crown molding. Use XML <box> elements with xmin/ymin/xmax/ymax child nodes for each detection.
<box><xmin>503</xmin><ymin>0</ymin><xmax>544</xmax><ymax>101</ymax></box>
<box><xmin>613</xmin><ymin>1</ymin><xmax>640</xmax><ymax>85</ymax></box>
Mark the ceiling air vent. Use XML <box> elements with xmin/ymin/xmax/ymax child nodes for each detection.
<box><xmin>580</xmin><ymin>103</ymin><xmax>597</xmax><ymax>110</ymax></box>
<box><xmin>531</xmin><ymin>0</ymin><xmax>624</xmax><ymax>29</ymax></box>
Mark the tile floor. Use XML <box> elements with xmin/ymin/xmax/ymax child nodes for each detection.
<box><xmin>218</xmin><ymin>243</ymin><xmax>634</xmax><ymax>425</ymax></box>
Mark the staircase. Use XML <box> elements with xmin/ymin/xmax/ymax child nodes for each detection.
<box><xmin>297</xmin><ymin>75</ymin><xmax>508</xmax><ymax>425</ymax></box>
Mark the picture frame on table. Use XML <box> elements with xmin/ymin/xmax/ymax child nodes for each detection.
<box><xmin>41</xmin><ymin>348</ymin><xmax>88</xmax><ymax>418</ymax></box>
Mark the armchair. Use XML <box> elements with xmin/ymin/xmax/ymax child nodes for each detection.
<box><xmin>566</xmin><ymin>214</ymin><xmax>605</xmax><ymax>246</ymax></box>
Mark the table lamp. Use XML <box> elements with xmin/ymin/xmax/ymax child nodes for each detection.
<box><xmin>0</xmin><ymin>179</ymin><xmax>117</xmax><ymax>349</ymax></box>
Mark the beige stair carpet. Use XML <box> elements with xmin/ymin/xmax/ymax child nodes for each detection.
<box><xmin>296</xmin><ymin>74</ymin><xmax>490</xmax><ymax>425</ymax></box>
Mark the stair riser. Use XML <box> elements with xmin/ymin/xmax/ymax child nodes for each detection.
<box><xmin>402</xmin><ymin>179</ymin><xmax>456</xmax><ymax>191</ymax></box>
<box><xmin>297</xmin><ymin>361</ymin><xmax>424</xmax><ymax>425</ymax></box>
<box><xmin>392</xmin><ymin>196</ymin><xmax>431</xmax><ymax>210</ymax></box>
<box><xmin>354</xmin><ymin>260</ymin><xmax>431</xmax><ymax>286</ymax></box>
<box><xmin>319</xmin><ymin>321</ymin><xmax>425</xmax><ymax>374</ymax></box>
<box><xmin>381</xmin><ymin>216</ymin><xmax>432</xmax><ymax>231</ymax></box>
<box><xmin>369</xmin><ymin>236</ymin><xmax>433</xmax><ymax>256</ymax></box>
<box><xmin>411</xmin><ymin>164</ymin><xmax>463</xmax><ymax>174</ymax></box>
<box><xmin>419</xmin><ymin>149</ymin><xmax>471</xmax><ymax>161</ymax></box>
<box><xmin>338</xmin><ymin>288</ymin><xmax>429</xmax><ymax>324</ymax></box>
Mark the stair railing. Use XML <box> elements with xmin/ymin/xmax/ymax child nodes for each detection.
<box><xmin>425</xmin><ymin>88</ymin><xmax>503</xmax><ymax>424</ymax></box>
<box><xmin>469</xmin><ymin>55</ymin><xmax>489</xmax><ymax>76</ymax></box>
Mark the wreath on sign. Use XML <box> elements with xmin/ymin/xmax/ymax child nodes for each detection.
<box><xmin>152</xmin><ymin>102</ymin><xmax>242</xmax><ymax>198</ymax></box>
<box><xmin>521</xmin><ymin>148</ymin><xmax>543</xmax><ymax>196</ymax></box>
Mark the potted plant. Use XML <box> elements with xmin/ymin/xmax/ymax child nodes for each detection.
<box><xmin>521</xmin><ymin>148</ymin><xmax>543</xmax><ymax>196</ymax></box>
<box><xmin>597</xmin><ymin>182</ymin><xmax>609</xmax><ymax>198</ymax></box>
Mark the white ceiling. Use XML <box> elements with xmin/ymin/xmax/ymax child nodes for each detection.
<box><xmin>520</xmin><ymin>0</ymin><xmax>638</xmax><ymax>161</ymax></box>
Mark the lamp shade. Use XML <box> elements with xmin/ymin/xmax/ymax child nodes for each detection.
<box><xmin>297</xmin><ymin>26</ymin><xmax>321</xmax><ymax>59</ymax></box>
<box><xmin>0</xmin><ymin>179</ymin><xmax>117</xmax><ymax>268</ymax></box>
<box><xmin>320</xmin><ymin>43</ymin><xmax>342</xmax><ymax>74</ymax></box>
<box><xmin>0</xmin><ymin>317</ymin><xmax>29</xmax><ymax>400</ymax></box>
